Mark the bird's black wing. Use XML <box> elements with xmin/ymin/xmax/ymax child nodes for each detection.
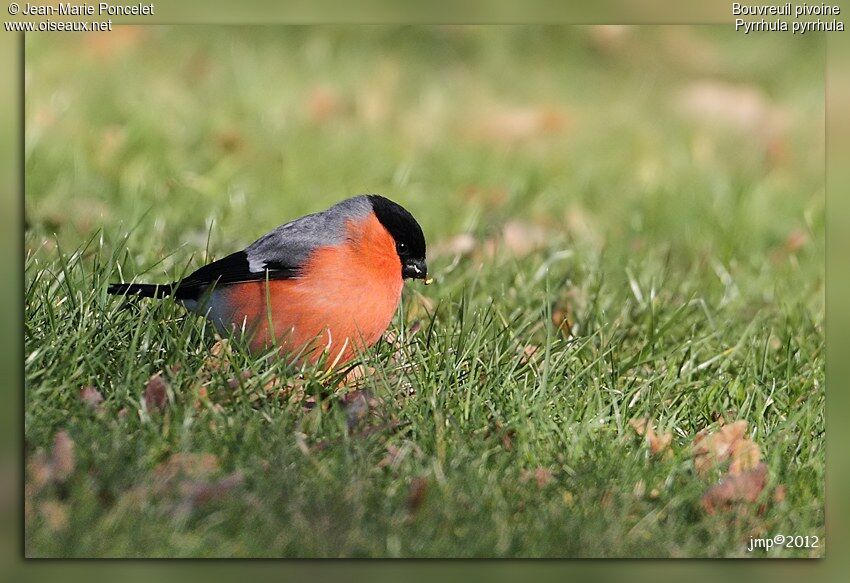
<box><xmin>173</xmin><ymin>250</ymin><xmax>299</xmax><ymax>299</ymax></box>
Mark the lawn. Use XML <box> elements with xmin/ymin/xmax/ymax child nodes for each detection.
<box><xmin>24</xmin><ymin>26</ymin><xmax>824</xmax><ymax>557</ymax></box>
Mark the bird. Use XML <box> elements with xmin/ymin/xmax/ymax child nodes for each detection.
<box><xmin>107</xmin><ymin>195</ymin><xmax>428</xmax><ymax>367</ymax></box>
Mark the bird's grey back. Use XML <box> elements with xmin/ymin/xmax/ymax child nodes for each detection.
<box><xmin>245</xmin><ymin>195</ymin><xmax>373</xmax><ymax>272</ymax></box>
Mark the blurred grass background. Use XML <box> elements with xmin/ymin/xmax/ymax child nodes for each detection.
<box><xmin>23</xmin><ymin>26</ymin><xmax>824</xmax><ymax>557</ymax></box>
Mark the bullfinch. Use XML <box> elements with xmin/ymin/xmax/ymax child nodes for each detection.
<box><xmin>108</xmin><ymin>195</ymin><xmax>428</xmax><ymax>366</ymax></box>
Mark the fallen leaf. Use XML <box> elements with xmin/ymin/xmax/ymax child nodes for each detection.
<box><xmin>649</xmin><ymin>431</ymin><xmax>673</xmax><ymax>455</ymax></box>
<box><xmin>79</xmin><ymin>386</ymin><xmax>104</xmax><ymax>411</ymax></box>
<box><xmin>534</xmin><ymin>467</ymin><xmax>554</xmax><ymax>489</ymax></box>
<box><xmin>305</xmin><ymin>85</ymin><xmax>345</xmax><ymax>123</ymax></box>
<box><xmin>406</xmin><ymin>477</ymin><xmax>429</xmax><ymax>516</ymax></box>
<box><xmin>204</xmin><ymin>338</ymin><xmax>233</xmax><ymax>374</ymax></box>
<box><xmin>519</xmin><ymin>345</ymin><xmax>540</xmax><ymax>364</ymax></box>
<box><xmin>692</xmin><ymin>420</ymin><xmax>760</xmax><ymax>477</ymax></box>
<box><xmin>628</xmin><ymin>417</ymin><xmax>649</xmax><ymax>436</ymax></box>
<box><xmin>152</xmin><ymin>453</ymin><xmax>219</xmax><ymax>487</ymax></box>
<box><xmin>588</xmin><ymin>25</ymin><xmax>631</xmax><ymax>54</ymax></box>
<box><xmin>501</xmin><ymin>429</ymin><xmax>515</xmax><ymax>452</ymax></box>
<box><xmin>434</xmin><ymin>233</ymin><xmax>477</xmax><ymax>256</ymax></box>
<box><xmin>551</xmin><ymin>307</ymin><xmax>573</xmax><ymax>337</ymax></box>
<box><xmin>729</xmin><ymin>438</ymin><xmax>762</xmax><ymax>475</ymax></box>
<box><xmin>179</xmin><ymin>471</ymin><xmax>245</xmax><ymax>508</ymax></box>
<box><xmin>27</xmin><ymin>452</ymin><xmax>52</xmax><ymax>491</ymax></box>
<box><xmin>701</xmin><ymin>463</ymin><xmax>768</xmax><ymax>514</ymax></box>
<box><xmin>341</xmin><ymin>364</ymin><xmax>375</xmax><ymax>389</ymax></box>
<box><xmin>434</xmin><ymin>221</ymin><xmax>551</xmax><ymax>261</ymax></box>
<box><xmin>521</xmin><ymin>467</ymin><xmax>554</xmax><ymax>489</ymax></box>
<box><xmin>470</xmin><ymin>105</ymin><xmax>571</xmax><ymax>143</ymax></box>
<box><xmin>83</xmin><ymin>27</ymin><xmax>147</xmax><ymax>60</ymax></box>
<box><xmin>771</xmin><ymin>229</ymin><xmax>810</xmax><ymax>263</ymax></box>
<box><xmin>629</xmin><ymin>417</ymin><xmax>673</xmax><ymax>455</ymax></box>
<box><xmin>50</xmin><ymin>430</ymin><xmax>75</xmax><ymax>482</ymax></box>
<box><xmin>499</xmin><ymin>220</ymin><xmax>549</xmax><ymax>257</ymax></box>
<box><xmin>117</xmin><ymin>453</ymin><xmax>246</xmax><ymax>518</ymax></box>
<box><xmin>677</xmin><ymin>81</ymin><xmax>771</xmax><ymax>132</ymax></box>
<box><xmin>784</xmin><ymin>230</ymin><xmax>809</xmax><ymax>253</ymax></box>
<box><xmin>39</xmin><ymin>500</ymin><xmax>69</xmax><ymax>532</ymax></box>
<box><xmin>377</xmin><ymin>444</ymin><xmax>406</xmax><ymax>469</ymax></box>
<box><xmin>144</xmin><ymin>373</ymin><xmax>168</xmax><ymax>412</ymax></box>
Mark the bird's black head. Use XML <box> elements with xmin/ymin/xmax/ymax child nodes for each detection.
<box><xmin>368</xmin><ymin>195</ymin><xmax>427</xmax><ymax>280</ymax></box>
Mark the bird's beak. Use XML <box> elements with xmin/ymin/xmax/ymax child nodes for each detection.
<box><xmin>402</xmin><ymin>258</ymin><xmax>428</xmax><ymax>280</ymax></box>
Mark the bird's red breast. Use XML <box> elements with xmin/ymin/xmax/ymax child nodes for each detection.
<box><xmin>211</xmin><ymin>212</ymin><xmax>403</xmax><ymax>366</ymax></box>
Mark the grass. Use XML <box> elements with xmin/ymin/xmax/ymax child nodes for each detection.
<box><xmin>24</xmin><ymin>26</ymin><xmax>824</xmax><ymax>557</ymax></box>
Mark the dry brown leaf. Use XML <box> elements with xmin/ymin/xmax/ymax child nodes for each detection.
<box><xmin>471</xmin><ymin>105</ymin><xmax>571</xmax><ymax>142</ymax></box>
<box><xmin>305</xmin><ymin>85</ymin><xmax>344</xmax><ymax>123</ymax></box>
<box><xmin>629</xmin><ymin>417</ymin><xmax>649</xmax><ymax>436</ymax></box>
<box><xmin>701</xmin><ymin>462</ymin><xmax>768</xmax><ymax>514</ymax></box>
<box><xmin>51</xmin><ymin>430</ymin><xmax>75</xmax><ymax>482</ymax></box>
<box><xmin>215</xmin><ymin>129</ymin><xmax>245</xmax><ymax>154</ymax></box>
<box><xmin>676</xmin><ymin>80</ymin><xmax>788</xmax><ymax>143</ymax></box>
<box><xmin>27</xmin><ymin>452</ymin><xmax>52</xmax><ymax>491</ymax></box>
<box><xmin>433</xmin><ymin>233</ymin><xmax>477</xmax><ymax>257</ymax></box>
<box><xmin>501</xmin><ymin>429</ymin><xmax>515</xmax><ymax>452</ymax></box>
<box><xmin>629</xmin><ymin>417</ymin><xmax>673</xmax><ymax>455</ymax></box>
<box><xmin>534</xmin><ymin>467</ymin><xmax>554</xmax><ymax>489</ymax></box>
<box><xmin>120</xmin><ymin>453</ymin><xmax>245</xmax><ymax>517</ymax></box>
<box><xmin>377</xmin><ymin>444</ymin><xmax>405</xmax><ymax>469</ymax></box>
<box><xmin>519</xmin><ymin>345</ymin><xmax>540</xmax><ymax>364</ymax></box>
<box><xmin>83</xmin><ymin>27</ymin><xmax>147</xmax><ymax>59</ymax></box>
<box><xmin>551</xmin><ymin>307</ymin><xmax>573</xmax><ymax>337</ymax></box>
<box><xmin>678</xmin><ymin>82</ymin><xmax>769</xmax><ymax>131</ymax></box>
<box><xmin>649</xmin><ymin>431</ymin><xmax>673</xmax><ymax>455</ymax></box>
<box><xmin>784</xmin><ymin>230</ymin><xmax>809</xmax><ymax>253</ymax></box>
<box><xmin>433</xmin><ymin>221</ymin><xmax>550</xmax><ymax>260</ymax></box>
<box><xmin>203</xmin><ymin>338</ymin><xmax>233</xmax><ymax>375</ymax></box>
<box><xmin>152</xmin><ymin>453</ymin><xmax>219</xmax><ymax>487</ymax></box>
<box><xmin>39</xmin><ymin>500</ymin><xmax>69</xmax><ymax>532</ymax></box>
<box><xmin>521</xmin><ymin>467</ymin><xmax>554</xmax><ymax>489</ymax></box>
<box><xmin>499</xmin><ymin>221</ymin><xmax>549</xmax><ymax>257</ymax></box>
<box><xmin>144</xmin><ymin>373</ymin><xmax>168</xmax><ymax>412</ymax></box>
<box><xmin>406</xmin><ymin>476</ymin><xmax>429</xmax><ymax>516</ymax></box>
<box><xmin>588</xmin><ymin>25</ymin><xmax>631</xmax><ymax>53</ymax></box>
<box><xmin>692</xmin><ymin>420</ymin><xmax>760</xmax><ymax>477</ymax></box>
<box><xmin>79</xmin><ymin>386</ymin><xmax>104</xmax><ymax>411</ymax></box>
<box><xmin>179</xmin><ymin>471</ymin><xmax>245</xmax><ymax>508</ymax></box>
<box><xmin>729</xmin><ymin>438</ymin><xmax>762</xmax><ymax>475</ymax></box>
<box><xmin>771</xmin><ymin>229</ymin><xmax>810</xmax><ymax>263</ymax></box>
<box><xmin>341</xmin><ymin>364</ymin><xmax>375</xmax><ymax>389</ymax></box>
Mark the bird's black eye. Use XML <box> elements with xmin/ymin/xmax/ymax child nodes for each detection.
<box><xmin>396</xmin><ymin>242</ymin><xmax>407</xmax><ymax>255</ymax></box>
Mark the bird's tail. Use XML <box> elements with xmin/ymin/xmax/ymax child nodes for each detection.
<box><xmin>107</xmin><ymin>282</ymin><xmax>176</xmax><ymax>298</ymax></box>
